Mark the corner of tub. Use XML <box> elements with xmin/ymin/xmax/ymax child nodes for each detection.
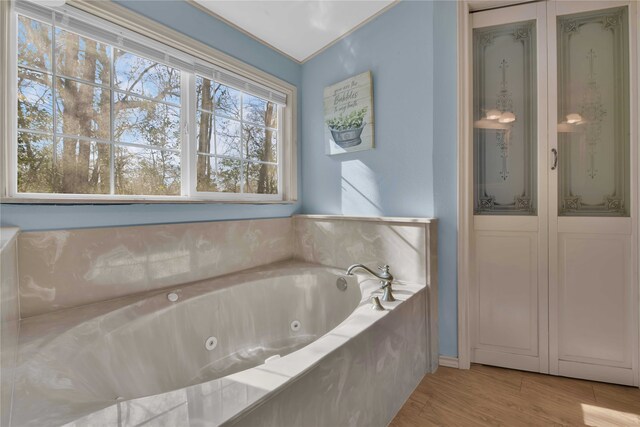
<box><xmin>0</xmin><ymin>227</ymin><xmax>20</xmax><ymax>253</ymax></box>
<box><xmin>1</xmin><ymin>226</ymin><xmax>20</xmax><ymax>427</ymax></box>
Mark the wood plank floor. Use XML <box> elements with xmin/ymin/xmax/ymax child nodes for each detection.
<box><xmin>390</xmin><ymin>364</ymin><xmax>640</xmax><ymax>426</ymax></box>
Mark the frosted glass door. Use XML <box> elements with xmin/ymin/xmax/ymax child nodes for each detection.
<box><xmin>470</xmin><ymin>0</ymin><xmax>638</xmax><ymax>385</ymax></box>
<box><xmin>548</xmin><ymin>1</ymin><xmax>637</xmax><ymax>386</ymax></box>
<box><xmin>473</xmin><ymin>20</ymin><xmax>537</xmax><ymax>215</ymax></box>
<box><xmin>470</xmin><ymin>2</ymin><xmax>549</xmax><ymax>375</ymax></box>
<box><xmin>556</xmin><ymin>7</ymin><xmax>630</xmax><ymax>216</ymax></box>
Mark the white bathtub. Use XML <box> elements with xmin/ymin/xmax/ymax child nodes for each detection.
<box><xmin>10</xmin><ymin>261</ymin><xmax>427</xmax><ymax>426</ymax></box>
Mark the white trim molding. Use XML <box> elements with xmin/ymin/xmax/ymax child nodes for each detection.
<box><xmin>0</xmin><ymin>0</ymin><xmax>11</xmax><ymax>200</ymax></box>
<box><xmin>456</xmin><ymin>0</ymin><xmax>472</xmax><ymax>370</ymax></box>
<box><xmin>637</xmin><ymin>0</ymin><xmax>640</xmax><ymax>389</ymax></box>
<box><xmin>439</xmin><ymin>356</ymin><xmax>460</xmax><ymax>369</ymax></box>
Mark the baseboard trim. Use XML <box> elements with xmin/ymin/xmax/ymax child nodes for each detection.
<box><xmin>439</xmin><ymin>356</ymin><xmax>460</xmax><ymax>368</ymax></box>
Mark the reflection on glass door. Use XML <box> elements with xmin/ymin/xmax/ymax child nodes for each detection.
<box><xmin>473</xmin><ymin>20</ymin><xmax>537</xmax><ymax>215</ymax></box>
<box><xmin>557</xmin><ymin>7</ymin><xmax>629</xmax><ymax>216</ymax></box>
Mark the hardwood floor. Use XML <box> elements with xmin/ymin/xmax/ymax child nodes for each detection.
<box><xmin>390</xmin><ymin>364</ymin><xmax>640</xmax><ymax>426</ymax></box>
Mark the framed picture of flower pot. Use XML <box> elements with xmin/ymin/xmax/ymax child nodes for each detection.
<box><xmin>324</xmin><ymin>71</ymin><xmax>374</xmax><ymax>155</ymax></box>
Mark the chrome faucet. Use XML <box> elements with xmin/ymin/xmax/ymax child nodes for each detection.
<box><xmin>346</xmin><ymin>264</ymin><xmax>396</xmax><ymax>302</ymax></box>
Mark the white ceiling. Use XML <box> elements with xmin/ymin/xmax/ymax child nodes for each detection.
<box><xmin>192</xmin><ymin>0</ymin><xmax>396</xmax><ymax>63</ymax></box>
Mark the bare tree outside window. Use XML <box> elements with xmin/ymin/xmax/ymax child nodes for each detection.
<box><xmin>18</xmin><ymin>15</ymin><xmax>180</xmax><ymax>196</ymax></box>
<box><xmin>195</xmin><ymin>76</ymin><xmax>278</xmax><ymax>195</ymax></box>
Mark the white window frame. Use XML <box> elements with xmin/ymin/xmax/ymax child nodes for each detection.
<box><xmin>188</xmin><ymin>74</ymin><xmax>284</xmax><ymax>200</ymax></box>
<box><xmin>0</xmin><ymin>0</ymin><xmax>297</xmax><ymax>204</ymax></box>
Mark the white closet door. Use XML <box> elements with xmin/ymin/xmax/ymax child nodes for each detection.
<box><xmin>548</xmin><ymin>0</ymin><xmax>638</xmax><ymax>386</ymax></box>
<box><xmin>470</xmin><ymin>2</ymin><xmax>549</xmax><ymax>373</ymax></box>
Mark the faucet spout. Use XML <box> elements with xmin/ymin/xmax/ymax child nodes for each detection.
<box><xmin>346</xmin><ymin>263</ymin><xmax>375</xmax><ymax>277</ymax></box>
<box><xmin>345</xmin><ymin>264</ymin><xmax>393</xmax><ymax>282</ymax></box>
<box><xmin>345</xmin><ymin>263</ymin><xmax>396</xmax><ymax>302</ymax></box>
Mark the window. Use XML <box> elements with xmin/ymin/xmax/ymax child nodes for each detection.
<box><xmin>195</xmin><ymin>77</ymin><xmax>279</xmax><ymax>195</ymax></box>
<box><xmin>6</xmin><ymin>1</ymin><xmax>295</xmax><ymax>202</ymax></box>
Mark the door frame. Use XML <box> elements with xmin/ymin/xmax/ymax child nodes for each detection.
<box><xmin>456</xmin><ymin>0</ymin><xmax>640</xmax><ymax>387</ymax></box>
<box><xmin>456</xmin><ymin>0</ymin><xmax>473</xmax><ymax>371</ymax></box>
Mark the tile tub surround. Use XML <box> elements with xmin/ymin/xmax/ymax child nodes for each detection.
<box><xmin>294</xmin><ymin>215</ymin><xmax>434</xmax><ymax>284</ymax></box>
<box><xmin>12</xmin><ymin>261</ymin><xmax>427</xmax><ymax>426</ymax></box>
<box><xmin>17</xmin><ymin>215</ymin><xmax>438</xmax><ymax>320</ymax></box>
<box><xmin>1</xmin><ymin>228</ymin><xmax>20</xmax><ymax>427</ymax></box>
<box><xmin>17</xmin><ymin>218</ymin><xmax>293</xmax><ymax>317</ymax></box>
<box><xmin>293</xmin><ymin>214</ymin><xmax>439</xmax><ymax>371</ymax></box>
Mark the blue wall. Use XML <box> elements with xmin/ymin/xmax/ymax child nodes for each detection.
<box><xmin>433</xmin><ymin>1</ymin><xmax>458</xmax><ymax>357</ymax></box>
<box><xmin>300</xmin><ymin>1</ymin><xmax>435</xmax><ymax>217</ymax></box>
<box><xmin>0</xmin><ymin>0</ymin><xmax>303</xmax><ymax>231</ymax></box>
<box><xmin>299</xmin><ymin>1</ymin><xmax>458</xmax><ymax>356</ymax></box>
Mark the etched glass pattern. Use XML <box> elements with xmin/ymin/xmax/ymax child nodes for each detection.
<box><xmin>473</xmin><ymin>21</ymin><xmax>537</xmax><ymax>215</ymax></box>
<box><xmin>557</xmin><ymin>7</ymin><xmax>629</xmax><ymax>216</ymax></box>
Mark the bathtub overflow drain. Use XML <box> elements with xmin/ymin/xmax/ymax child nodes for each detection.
<box><xmin>205</xmin><ymin>336</ymin><xmax>218</xmax><ymax>351</ymax></box>
<box><xmin>336</xmin><ymin>277</ymin><xmax>348</xmax><ymax>291</ymax></box>
<box><xmin>290</xmin><ymin>320</ymin><xmax>301</xmax><ymax>332</ymax></box>
<box><xmin>167</xmin><ymin>292</ymin><xmax>179</xmax><ymax>302</ymax></box>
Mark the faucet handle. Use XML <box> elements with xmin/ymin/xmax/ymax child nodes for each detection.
<box><xmin>370</xmin><ymin>296</ymin><xmax>385</xmax><ymax>311</ymax></box>
<box><xmin>377</xmin><ymin>265</ymin><xmax>392</xmax><ymax>280</ymax></box>
<box><xmin>378</xmin><ymin>264</ymin><xmax>390</xmax><ymax>273</ymax></box>
<box><xmin>381</xmin><ymin>284</ymin><xmax>396</xmax><ymax>302</ymax></box>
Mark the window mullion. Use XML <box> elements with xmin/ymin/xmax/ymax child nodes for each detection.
<box><xmin>9</xmin><ymin>9</ymin><xmax>18</xmax><ymax>196</ymax></box>
<box><xmin>190</xmin><ymin>72</ymin><xmax>197</xmax><ymax>196</ymax></box>
<box><xmin>278</xmin><ymin>106</ymin><xmax>284</xmax><ymax>197</ymax></box>
<box><xmin>181</xmin><ymin>70</ymin><xmax>195</xmax><ymax>197</ymax></box>
<box><xmin>239</xmin><ymin>92</ymin><xmax>244</xmax><ymax>193</ymax></box>
<box><xmin>109</xmin><ymin>45</ymin><xmax>115</xmax><ymax>195</ymax></box>
<box><xmin>212</xmin><ymin>78</ymin><xmax>219</xmax><ymax>191</ymax></box>
<box><xmin>51</xmin><ymin>19</ymin><xmax>58</xmax><ymax>171</ymax></box>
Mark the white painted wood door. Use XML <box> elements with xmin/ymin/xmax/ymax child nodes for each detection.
<box><xmin>470</xmin><ymin>0</ymin><xmax>638</xmax><ymax>386</ymax></box>
<box><xmin>547</xmin><ymin>0</ymin><xmax>638</xmax><ymax>386</ymax></box>
<box><xmin>470</xmin><ymin>2</ymin><xmax>549</xmax><ymax>374</ymax></box>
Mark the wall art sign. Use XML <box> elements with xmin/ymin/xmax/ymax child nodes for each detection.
<box><xmin>324</xmin><ymin>71</ymin><xmax>374</xmax><ymax>155</ymax></box>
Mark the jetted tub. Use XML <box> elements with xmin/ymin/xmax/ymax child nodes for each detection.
<box><xmin>10</xmin><ymin>261</ymin><xmax>426</xmax><ymax>426</ymax></box>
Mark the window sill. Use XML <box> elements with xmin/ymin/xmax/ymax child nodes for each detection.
<box><xmin>1</xmin><ymin>197</ymin><xmax>297</xmax><ymax>205</ymax></box>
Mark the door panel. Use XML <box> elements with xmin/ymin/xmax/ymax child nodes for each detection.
<box><xmin>548</xmin><ymin>0</ymin><xmax>638</xmax><ymax>386</ymax></box>
<box><xmin>470</xmin><ymin>2</ymin><xmax>549</xmax><ymax>374</ymax></box>
<box><xmin>558</xmin><ymin>234</ymin><xmax>632</xmax><ymax>367</ymax></box>
<box><xmin>475</xmin><ymin>232</ymin><xmax>538</xmax><ymax>355</ymax></box>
